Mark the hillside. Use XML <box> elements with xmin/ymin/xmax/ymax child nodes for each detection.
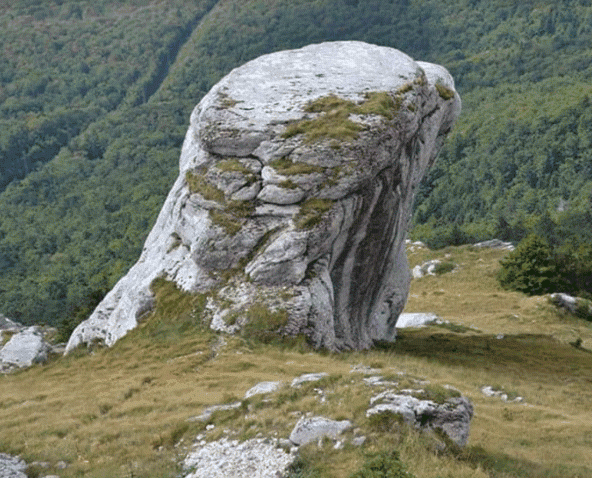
<box><xmin>1</xmin><ymin>0</ymin><xmax>592</xmax><ymax>329</ymax></box>
<box><xmin>1</xmin><ymin>244</ymin><xmax>591</xmax><ymax>477</ymax></box>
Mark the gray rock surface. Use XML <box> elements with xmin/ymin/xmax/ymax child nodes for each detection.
<box><xmin>412</xmin><ymin>260</ymin><xmax>444</xmax><ymax>279</ymax></box>
<box><xmin>183</xmin><ymin>438</ymin><xmax>294</xmax><ymax>478</ymax></box>
<box><xmin>550</xmin><ymin>293</ymin><xmax>592</xmax><ymax>316</ymax></box>
<box><xmin>0</xmin><ymin>454</ymin><xmax>27</xmax><ymax>478</ymax></box>
<box><xmin>188</xmin><ymin>402</ymin><xmax>243</xmax><ymax>422</ymax></box>
<box><xmin>244</xmin><ymin>381</ymin><xmax>284</xmax><ymax>399</ymax></box>
<box><xmin>0</xmin><ymin>327</ymin><xmax>51</xmax><ymax>372</ymax></box>
<box><xmin>291</xmin><ymin>372</ymin><xmax>329</xmax><ymax>388</ymax></box>
<box><xmin>0</xmin><ymin>316</ymin><xmax>22</xmax><ymax>333</ymax></box>
<box><xmin>481</xmin><ymin>386</ymin><xmax>524</xmax><ymax>403</ymax></box>
<box><xmin>67</xmin><ymin>41</ymin><xmax>460</xmax><ymax>353</ymax></box>
<box><xmin>396</xmin><ymin>313</ymin><xmax>438</xmax><ymax>328</ymax></box>
<box><xmin>472</xmin><ymin>239</ymin><xmax>514</xmax><ymax>251</ymax></box>
<box><xmin>366</xmin><ymin>391</ymin><xmax>473</xmax><ymax>447</ymax></box>
<box><xmin>289</xmin><ymin>416</ymin><xmax>352</xmax><ymax>446</ymax></box>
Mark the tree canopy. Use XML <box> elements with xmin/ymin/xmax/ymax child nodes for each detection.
<box><xmin>1</xmin><ymin>0</ymin><xmax>592</xmax><ymax>328</ymax></box>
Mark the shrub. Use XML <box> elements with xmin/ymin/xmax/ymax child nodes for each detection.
<box><xmin>497</xmin><ymin>235</ymin><xmax>563</xmax><ymax>295</ymax></box>
<box><xmin>432</xmin><ymin>261</ymin><xmax>455</xmax><ymax>275</ymax></box>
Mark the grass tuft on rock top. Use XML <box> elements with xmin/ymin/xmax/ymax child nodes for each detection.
<box><xmin>434</xmin><ymin>82</ymin><xmax>455</xmax><ymax>101</ymax></box>
<box><xmin>283</xmin><ymin>92</ymin><xmax>404</xmax><ymax>143</ymax></box>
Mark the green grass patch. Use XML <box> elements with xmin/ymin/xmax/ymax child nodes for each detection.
<box><xmin>269</xmin><ymin>157</ymin><xmax>325</xmax><ymax>175</ymax></box>
<box><xmin>185</xmin><ymin>168</ymin><xmax>255</xmax><ymax>235</ymax></box>
<box><xmin>349</xmin><ymin>450</ymin><xmax>416</xmax><ymax>478</ymax></box>
<box><xmin>356</xmin><ymin>92</ymin><xmax>401</xmax><ymax>120</ymax></box>
<box><xmin>384</xmin><ymin>329</ymin><xmax>592</xmax><ymax>384</ymax></box>
<box><xmin>185</xmin><ymin>171</ymin><xmax>225</xmax><ymax>203</ymax></box>
<box><xmin>432</xmin><ymin>261</ymin><xmax>455</xmax><ymax>275</ymax></box>
<box><xmin>415</xmin><ymin>384</ymin><xmax>461</xmax><ymax>404</ymax></box>
<box><xmin>280</xmin><ymin>179</ymin><xmax>299</xmax><ymax>189</ymax></box>
<box><xmin>458</xmin><ymin>445</ymin><xmax>592</xmax><ymax>478</ymax></box>
<box><xmin>283</xmin><ymin>92</ymin><xmax>401</xmax><ymax>143</ymax></box>
<box><xmin>295</xmin><ymin>198</ymin><xmax>334</xmax><ymax>229</ymax></box>
<box><xmin>209</xmin><ymin>203</ymin><xmax>254</xmax><ymax>236</ymax></box>
<box><xmin>434</xmin><ymin>83</ymin><xmax>455</xmax><ymax>101</ymax></box>
<box><xmin>141</xmin><ymin>278</ymin><xmax>209</xmax><ymax>341</ymax></box>
<box><xmin>242</xmin><ymin>304</ymin><xmax>290</xmax><ymax>343</ymax></box>
<box><xmin>216</xmin><ymin>159</ymin><xmax>251</xmax><ymax>174</ymax></box>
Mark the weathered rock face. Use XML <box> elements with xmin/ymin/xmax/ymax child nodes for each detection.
<box><xmin>66</xmin><ymin>41</ymin><xmax>460</xmax><ymax>353</ymax></box>
<box><xmin>367</xmin><ymin>391</ymin><xmax>474</xmax><ymax>447</ymax></box>
<box><xmin>0</xmin><ymin>326</ymin><xmax>52</xmax><ymax>372</ymax></box>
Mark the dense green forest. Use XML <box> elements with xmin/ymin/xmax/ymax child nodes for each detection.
<box><xmin>1</xmin><ymin>0</ymin><xmax>591</xmax><ymax>329</ymax></box>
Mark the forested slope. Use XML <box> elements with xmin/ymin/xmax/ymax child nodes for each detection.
<box><xmin>1</xmin><ymin>0</ymin><xmax>591</xmax><ymax>329</ymax></box>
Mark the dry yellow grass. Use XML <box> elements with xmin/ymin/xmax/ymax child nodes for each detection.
<box><xmin>0</xmin><ymin>244</ymin><xmax>591</xmax><ymax>477</ymax></box>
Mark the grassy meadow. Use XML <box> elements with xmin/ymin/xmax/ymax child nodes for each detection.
<box><xmin>1</xmin><ymin>245</ymin><xmax>591</xmax><ymax>478</ymax></box>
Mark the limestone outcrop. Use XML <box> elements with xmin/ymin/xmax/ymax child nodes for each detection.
<box><xmin>0</xmin><ymin>326</ymin><xmax>52</xmax><ymax>373</ymax></box>
<box><xmin>367</xmin><ymin>391</ymin><xmax>473</xmax><ymax>447</ymax></box>
<box><xmin>66</xmin><ymin>41</ymin><xmax>460</xmax><ymax>353</ymax></box>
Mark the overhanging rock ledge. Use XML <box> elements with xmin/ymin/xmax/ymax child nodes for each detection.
<box><xmin>66</xmin><ymin>41</ymin><xmax>460</xmax><ymax>353</ymax></box>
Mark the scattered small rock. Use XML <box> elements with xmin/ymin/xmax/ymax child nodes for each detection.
<box><xmin>183</xmin><ymin>438</ymin><xmax>294</xmax><ymax>478</ymax></box>
<box><xmin>0</xmin><ymin>453</ymin><xmax>27</xmax><ymax>478</ymax></box>
<box><xmin>291</xmin><ymin>373</ymin><xmax>328</xmax><ymax>388</ymax></box>
<box><xmin>350</xmin><ymin>364</ymin><xmax>382</xmax><ymax>375</ymax></box>
<box><xmin>472</xmin><ymin>239</ymin><xmax>514</xmax><ymax>251</ymax></box>
<box><xmin>405</xmin><ymin>240</ymin><xmax>427</xmax><ymax>252</ymax></box>
<box><xmin>351</xmin><ymin>436</ymin><xmax>366</xmax><ymax>447</ymax></box>
<box><xmin>550</xmin><ymin>293</ymin><xmax>592</xmax><ymax>317</ymax></box>
<box><xmin>481</xmin><ymin>386</ymin><xmax>523</xmax><ymax>403</ymax></box>
<box><xmin>245</xmin><ymin>381</ymin><xmax>284</xmax><ymax>399</ymax></box>
<box><xmin>396</xmin><ymin>313</ymin><xmax>439</xmax><ymax>328</ymax></box>
<box><xmin>188</xmin><ymin>402</ymin><xmax>243</xmax><ymax>422</ymax></box>
<box><xmin>367</xmin><ymin>391</ymin><xmax>473</xmax><ymax>447</ymax></box>
<box><xmin>362</xmin><ymin>376</ymin><xmax>398</xmax><ymax>387</ymax></box>
<box><xmin>412</xmin><ymin>260</ymin><xmax>441</xmax><ymax>279</ymax></box>
<box><xmin>289</xmin><ymin>416</ymin><xmax>353</xmax><ymax>446</ymax></box>
<box><xmin>0</xmin><ymin>327</ymin><xmax>52</xmax><ymax>373</ymax></box>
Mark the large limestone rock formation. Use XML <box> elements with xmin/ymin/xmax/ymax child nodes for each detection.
<box><xmin>66</xmin><ymin>41</ymin><xmax>460</xmax><ymax>353</ymax></box>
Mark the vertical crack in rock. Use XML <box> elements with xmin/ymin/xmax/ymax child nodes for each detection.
<box><xmin>66</xmin><ymin>41</ymin><xmax>460</xmax><ymax>353</ymax></box>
